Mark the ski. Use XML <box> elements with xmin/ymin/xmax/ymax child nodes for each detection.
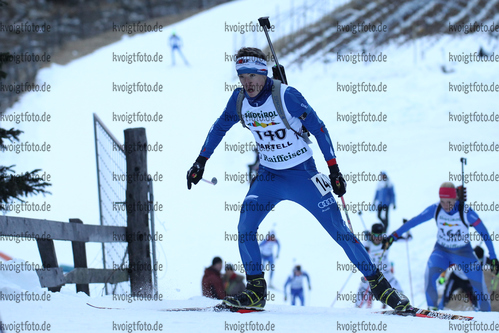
<box><xmin>86</xmin><ymin>303</ymin><xmax>126</xmax><ymax>310</ymax></box>
<box><xmin>86</xmin><ymin>302</ymin><xmax>264</xmax><ymax>313</ymax></box>
<box><xmin>376</xmin><ymin>307</ymin><xmax>473</xmax><ymax>321</ymax></box>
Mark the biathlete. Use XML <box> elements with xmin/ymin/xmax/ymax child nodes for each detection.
<box><xmin>383</xmin><ymin>182</ymin><xmax>499</xmax><ymax>311</ymax></box>
<box><xmin>355</xmin><ymin>223</ymin><xmax>404</xmax><ymax>308</ymax></box>
<box><xmin>187</xmin><ymin>47</ymin><xmax>410</xmax><ymax>311</ymax></box>
<box><xmin>284</xmin><ymin>265</ymin><xmax>311</xmax><ymax>306</ymax></box>
<box><xmin>259</xmin><ymin>230</ymin><xmax>280</xmax><ymax>288</ymax></box>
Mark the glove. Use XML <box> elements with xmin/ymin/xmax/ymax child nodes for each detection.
<box><xmin>328</xmin><ymin>164</ymin><xmax>347</xmax><ymax>197</ymax></box>
<box><xmin>284</xmin><ymin>295</ymin><xmax>287</xmax><ymax>301</ymax></box>
<box><xmin>491</xmin><ymin>258</ymin><xmax>499</xmax><ymax>275</ymax></box>
<box><xmin>393</xmin><ymin>204</ymin><xmax>396</xmax><ymax>210</ymax></box>
<box><xmin>186</xmin><ymin>156</ymin><xmax>207</xmax><ymax>190</ymax></box>
<box><xmin>382</xmin><ymin>234</ymin><xmax>395</xmax><ymax>250</ymax></box>
<box><xmin>438</xmin><ymin>276</ymin><xmax>446</xmax><ymax>285</ymax></box>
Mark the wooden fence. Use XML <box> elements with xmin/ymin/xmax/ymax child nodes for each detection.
<box><xmin>0</xmin><ymin>127</ymin><xmax>154</xmax><ymax>296</ymax></box>
<box><xmin>0</xmin><ymin>216</ymin><xmax>129</xmax><ymax>295</ymax></box>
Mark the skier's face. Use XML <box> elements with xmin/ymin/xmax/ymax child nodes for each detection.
<box><xmin>238</xmin><ymin>73</ymin><xmax>266</xmax><ymax>97</ymax></box>
<box><xmin>372</xmin><ymin>234</ymin><xmax>383</xmax><ymax>245</ymax></box>
<box><xmin>440</xmin><ymin>198</ymin><xmax>457</xmax><ymax>212</ymax></box>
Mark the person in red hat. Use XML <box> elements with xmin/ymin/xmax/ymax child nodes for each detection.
<box><xmin>383</xmin><ymin>182</ymin><xmax>499</xmax><ymax>311</ymax></box>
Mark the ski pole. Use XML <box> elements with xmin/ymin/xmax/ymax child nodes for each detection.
<box><xmin>358</xmin><ymin>210</ymin><xmax>368</xmax><ymax>231</ymax></box>
<box><xmin>330</xmin><ymin>270</ymin><xmax>354</xmax><ymax>307</ymax></box>
<box><xmin>399</xmin><ymin>218</ymin><xmax>414</xmax><ymax>301</ymax></box>
<box><xmin>340</xmin><ymin>196</ymin><xmax>354</xmax><ymax>234</ymax></box>
<box><xmin>201</xmin><ymin>177</ymin><xmax>218</xmax><ymax>185</ymax></box>
<box><xmin>405</xmin><ymin>236</ymin><xmax>414</xmax><ymax>302</ymax></box>
<box><xmin>379</xmin><ymin>217</ymin><xmax>405</xmax><ymax>269</ymax></box>
<box><xmin>358</xmin><ymin>210</ymin><xmax>370</xmax><ymax>244</ymax></box>
<box><xmin>258</xmin><ymin>16</ymin><xmax>287</xmax><ymax>85</ymax></box>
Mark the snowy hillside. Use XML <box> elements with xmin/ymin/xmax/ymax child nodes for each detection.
<box><xmin>1</xmin><ymin>0</ymin><xmax>499</xmax><ymax>331</ymax></box>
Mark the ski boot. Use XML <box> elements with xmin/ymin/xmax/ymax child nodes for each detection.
<box><xmin>366</xmin><ymin>270</ymin><xmax>411</xmax><ymax>311</ymax></box>
<box><xmin>223</xmin><ymin>273</ymin><xmax>267</xmax><ymax>310</ymax></box>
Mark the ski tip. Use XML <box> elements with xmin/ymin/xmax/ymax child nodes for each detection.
<box><xmin>375</xmin><ymin>307</ymin><xmax>474</xmax><ymax>321</ymax></box>
<box><xmin>234</xmin><ymin>308</ymin><xmax>265</xmax><ymax>313</ymax></box>
<box><xmin>86</xmin><ymin>302</ymin><xmax>102</xmax><ymax>309</ymax></box>
<box><xmin>215</xmin><ymin>303</ymin><xmax>265</xmax><ymax>313</ymax></box>
<box><xmin>86</xmin><ymin>303</ymin><xmax>119</xmax><ymax>310</ymax></box>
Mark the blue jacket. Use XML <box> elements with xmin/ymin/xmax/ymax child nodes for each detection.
<box><xmin>392</xmin><ymin>201</ymin><xmax>496</xmax><ymax>259</ymax></box>
<box><xmin>199</xmin><ymin>77</ymin><xmax>337</xmax><ymax>165</ymax></box>
<box><xmin>374</xmin><ymin>180</ymin><xmax>395</xmax><ymax>207</ymax></box>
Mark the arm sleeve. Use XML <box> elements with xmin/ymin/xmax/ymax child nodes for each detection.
<box><xmin>284</xmin><ymin>276</ymin><xmax>291</xmax><ymax>291</ymax></box>
<box><xmin>392</xmin><ymin>203</ymin><xmax>438</xmax><ymax>240</ymax></box>
<box><xmin>467</xmin><ymin>209</ymin><xmax>497</xmax><ymax>259</ymax></box>
<box><xmin>390</xmin><ymin>186</ymin><xmax>396</xmax><ymax>206</ymax></box>
<box><xmin>283</xmin><ymin>87</ymin><xmax>336</xmax><ymax>165</ymax></box>
<box><xmin>304</xmin><ymin>272</ymin><xmax>311</xmax><ymax>287</ymax></box>
<box><xmin>199</xmin><ymin>90</ymin><xmax>240</xmax><ymax>159</ymax></box>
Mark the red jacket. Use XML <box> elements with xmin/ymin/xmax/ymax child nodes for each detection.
<box><xmin>202</xmin><ymin>266</ymin><xmax>226</xmax><ymax>299</ymax></box>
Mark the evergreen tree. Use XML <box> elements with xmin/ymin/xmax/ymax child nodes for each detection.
<box><xmin>0</xmin><ymin>0</ymin><xmax>51</xmax><ymax>212</ymax></box>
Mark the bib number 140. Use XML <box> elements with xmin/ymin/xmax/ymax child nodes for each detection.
<box><xmin>311</xmin><ymin>173</ymin><xmax>332</xmax><ymax>196</ymax></box>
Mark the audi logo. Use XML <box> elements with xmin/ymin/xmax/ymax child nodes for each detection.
<box><xmin>318</xmin><ymin>197</ymin><xmax>336</xmax><ymax>209</ymax></box>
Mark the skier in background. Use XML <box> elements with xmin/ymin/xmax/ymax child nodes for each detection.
<box><xmin>259</xmin><ymin>230</ymin><xmax>280</xmax><ymax>288</ymax></box>
<box><xmin>383</xmin><ymin>182</ymin><xmax>499</xmax><ymax>311</ymax></box>
<box><xmin>169</xmin><ymin>31</ymin><xmax>189</xmax><ymax>66</ymax></box>
<box><xmin>187</xmin><ymin>46</ymin><xmax>411</xmax><ymax>311</ymax></box>
<box><xmin>284</xmin><ymin>265</ymin><xmax>311</xmax><ymax>306</ymax></box>
<box><xmin>374</xmin><ymin>171</ymin><xmax>396</xmax><ymax>232</ymax></box>
<box><xmin>355</xmin><ymin>223</ymin><xmax>404</xmax><ymax>308</ymax></box>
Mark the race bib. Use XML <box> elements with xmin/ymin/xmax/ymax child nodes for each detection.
<box><xmin>311</xmin><ymin>173</ymin><xmax>332</xmax><ymax>196</ymax></box>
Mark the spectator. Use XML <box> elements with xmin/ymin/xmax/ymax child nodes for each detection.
<box><xmin>223</xmin><ymin>264</ymin><xmax>245</xmax><ymax>296</ymax></box>
<box><xmin>202</xmin><ymin>257</ymin><xmax>226</xmax><ymax>299</ymax></box>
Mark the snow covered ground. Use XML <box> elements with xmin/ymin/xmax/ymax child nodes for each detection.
<box><xmin>1</xmin><ymin>0</ymin><xmax>499</xmax><ymax>332</ymax></box>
